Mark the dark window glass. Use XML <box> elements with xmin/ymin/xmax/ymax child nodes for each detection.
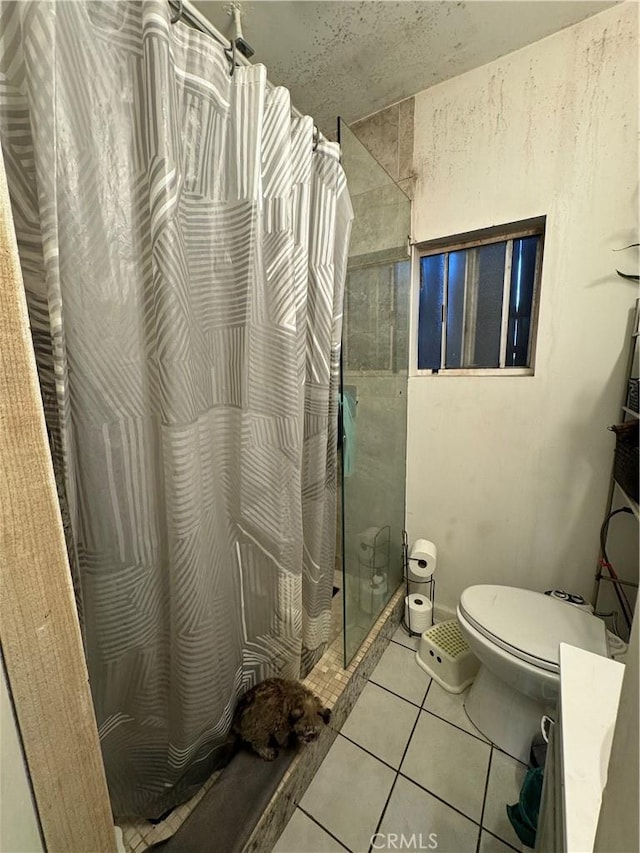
<box><xmin>507</xmin><ymin>236</ymin><xmax>538</xmax><ymax>367</ymax></box>
<box><xmin>418</xmin><ymin>254</ymin><xmax>445</xmax><ymax>370</ymax></box>
<box><xmin>469</xmin><ymin>242</ymin><xmax>506</xmax><ymax>368</ymax></box>
<box><xmin>445</xmin><ymin>250</ymin><xmax>466</xmax><ymax>368</ymax></box>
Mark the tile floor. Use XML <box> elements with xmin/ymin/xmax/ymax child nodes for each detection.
<box><xmin>272</xmin><ymin>627</ymin><xmax>526</xmax><ymax>853</ymax></box>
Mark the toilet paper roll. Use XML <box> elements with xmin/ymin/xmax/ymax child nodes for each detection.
<box><xmin>408</xmin><ymin>538</ymin><xmax>437</xmax><ymax>581</ymax></box>
<box><xmin>370</xmin><ymin>582</ymin><xmax>388</xmax><ymax>614</ymax></box>
<box><xmin>405</xmin><ymin>593</ymin><xmax>433</xmax><ymax>633</ymax></box>
<box><xmin>360</xmin><ymin>575</ymin><xmax>388</xmax><ymax>614</ymax></box>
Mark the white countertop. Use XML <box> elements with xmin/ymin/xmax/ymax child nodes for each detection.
<box><xmin>559</xmin><ymin>642</ymin><xmax>625</xmax><ymax>853</ymax></box>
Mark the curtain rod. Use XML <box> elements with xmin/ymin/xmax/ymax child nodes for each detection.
<box><xmin>169</xmin><ymin>0</ymin><xmax>304</xmax><ymax>120</ymax></box>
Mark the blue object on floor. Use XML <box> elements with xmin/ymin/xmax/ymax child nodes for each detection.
<box><xmin>506</xmin><ymin>766</ymin><xmax>544</xmax><ymax>848</ymax></box>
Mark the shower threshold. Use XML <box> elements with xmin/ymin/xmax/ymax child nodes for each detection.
<box><xmin>119</xmin><ymin>584</ymin><xmax>404</xmax><ymax>853</ymax></box>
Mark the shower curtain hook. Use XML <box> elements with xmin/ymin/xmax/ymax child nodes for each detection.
<box><xmin>170</xmin><ymin>0</ymin><xmax>183</xmax><ymax>24</ymax></box>
<box><xmin>312</xmin><ymin>125</ymin><xmax>319</xmax><ymax>152</ymax></box>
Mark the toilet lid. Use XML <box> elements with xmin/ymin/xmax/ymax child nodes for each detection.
<box><xmin>459</xmin><ymin>585</ymin><xmax>608</xmax><ymax>672</ymax></box>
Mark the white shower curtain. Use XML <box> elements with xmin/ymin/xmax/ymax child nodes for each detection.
<box><xmin>0</xmin><ymin>0</ymin><xmax>352</xmax><ymax>817</ymax></box>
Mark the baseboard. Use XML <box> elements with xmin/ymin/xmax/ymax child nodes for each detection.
<box><xmin>434</xmin><ymin>601</ymin><xmax>456</xmax><ymax>623</ymax></box>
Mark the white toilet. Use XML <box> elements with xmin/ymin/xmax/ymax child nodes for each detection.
<box><xmin>456</xmin><ymin>584</ymin><xmax>610</xmax><ymax>762</ymax></box>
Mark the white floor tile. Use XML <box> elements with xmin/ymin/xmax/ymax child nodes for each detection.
<box><xmin>377</xmin><ymin>775</ymin><xmax>479</xmax><ymax>852</ymax></box>
<box><xmin>423</xmin><ymin>682</ymin><xmax>488</xmax><ymax>742</ymax></box>
<box><xmin>392</xmin><ymin>625</ymin><xmax>420</xmax><ymax>651</ymax></box>
<box><xmin>273</xmin><ymin>808</ymin><xmax>346</xmax><ymax>853</ymax></box>
<box><xmin>369</xmin><ymin>641</ymin><xmax>430</xmax><ymax>706</ymax></box>
<box><xmin>478</xmin><ymin>829</ymin><xmax>519</xmax><ymax>853</ymax></box>
<box><xmin>478</xmin><ymin>829</ymin><xmax>516</xmax><ymax>853</ymax></box>
<box><xmin>401</xmin><ymin>711</ymin><xmax>491</xmax><ymax>823</ymax></box>
<box><xmin>300</xmin><ymin>735</ymin><xmax>395</xmax><ymax>853</ymax></box>
<box><xmin>482</xmin><ymin>749</ymin><xmax>527</xmax><ymax>849</ymax></box>
<box><xmin>341</xmin><ymin>682</ymin><xmax>420</xmax><ymax>768</ymax></box>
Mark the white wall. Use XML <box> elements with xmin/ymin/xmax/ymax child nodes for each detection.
<box><xmin>406</xmin><ymin>3</ymin><xmax>639</xmax><ymax>610</ymax></box>
<box><xmin>0</xmin><ymin>659</ymin><xmax>44</xmax><ymax>853</ymax></box>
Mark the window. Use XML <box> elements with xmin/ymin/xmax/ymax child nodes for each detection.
<box><xmin>416</xmin><ymin>218</ymin><xmax>544</xmax><ymax>374</ymax></box>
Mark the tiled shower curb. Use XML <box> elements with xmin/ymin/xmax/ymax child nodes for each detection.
<box><xmin>243</xmin><ymin>585</ymin><xmax>405</xmax><ymax>853</ymax></box>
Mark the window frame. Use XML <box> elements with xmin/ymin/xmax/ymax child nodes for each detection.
<box><xmin>410</xmin><ymin>217</ymin><xmax>545</xmax><ymax>377</ymax></box>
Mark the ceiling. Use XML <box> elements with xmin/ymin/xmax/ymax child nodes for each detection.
<box><xmin>194</xmin><ymin>1</ymin><xmax>616</xmax><ymax>134</ymax></box>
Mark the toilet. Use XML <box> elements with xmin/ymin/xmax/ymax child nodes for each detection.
<box><xmin>456</xmin><ymin>584</ymin><xmax>610</xmax><ymax>762</ymax></box>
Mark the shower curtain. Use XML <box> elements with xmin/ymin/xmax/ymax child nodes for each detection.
<box><xmin>0</xmin><ymin>0</ymin><xmax>352</xmax><ymax>817</ymax></box>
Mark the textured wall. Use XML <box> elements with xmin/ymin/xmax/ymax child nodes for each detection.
<box><xmin>405</xmin><ymin>3</ymin><xmax>639</xmax><ymax>609</ymax></box>
<box><xmin>196</xmin><ymin>1</ymin><xmax>615</xmax><ymax>134</ymax></box>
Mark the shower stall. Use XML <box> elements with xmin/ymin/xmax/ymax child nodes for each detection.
<box><xmin>0</xmin><ymin>0</ymin><xmax>353</xmax><ymax>820</ymax></box>
<box><xmin>0</xmin><ymin>2</ymin><xmax>412</xmax><ymax>843</ymax></box>
<box><xmin>337</xmin><ymin>120</ymin><xmax>412</xmax><ymax>665</ymax></box>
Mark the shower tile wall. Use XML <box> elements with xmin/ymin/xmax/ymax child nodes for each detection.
<box><xmin>345</xmin><ymin>98</ymin><xmax>415</xmax><ymax>260</ymax></box>
<box><xmin>351</xmin><ymin>97</ymin><xmax>415</xmax><ymax>199</ymax></box>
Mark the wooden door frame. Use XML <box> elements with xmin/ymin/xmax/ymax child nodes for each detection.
<box><xmin>0</xmin><ymin>153</ymin><xmax>116</xmax><ymax>853</ymax></box>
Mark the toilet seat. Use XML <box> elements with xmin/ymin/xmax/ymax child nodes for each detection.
<box><xmin>458</xmin><ymin>585</ymin><xmax>608</xmax><ymax>673</ymax></box>
<box><xmin>458</xmin><ymin>606</ymin><xmax>560</xmax><ymax>672</ymax></box>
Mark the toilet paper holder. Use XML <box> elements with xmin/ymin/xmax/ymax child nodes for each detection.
<box><xmin>357</xmin><ymin>525</ymin><xmax>390</xmax><ymax>615</ymax></box>
<box><xmin>402</xmin><ymin>530</ymin><xmax>435</xmax><ymax>636</ymax></box>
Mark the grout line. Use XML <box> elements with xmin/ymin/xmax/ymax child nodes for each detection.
<box><xmin>301</xmin><ymin>674</ymin><xmax>495</xmax><ymax>853</ymax></box>
<box><xmin>481</xmin><ymin>827</ymin><xmax>520</xmax><ymax>852</ymax></box>
<box><xmin>367</xmin><ymin>771</ymin><xmax>398</xmax><ymax>853</ymax></box>
<box><xmin>421</xmin><ymin>707</ymin><xmax>490</xmax><ymax>745</ymax></box>
<box><xmin>367</xmin><ymin>679</ymin><xmax>425</xmax><ymax>710</ymax></box>
<box><xmin>338</xmin><ymin>732</ymin><xmax>400</xmax><ymax>774</ymax></box>
<box><xmin>396</xmin><ymin>770</ymin><xmax>483</xmax><ymax>828</ymax></box>
<box><xmin>390</xmin><ymin>637</ymin><xmax>417</xmax><ymax>651</ymax></box>
<box><xmin>475</xmin><ymin>823</ymin><xmax>483</xmax><ymax>853</ymax></box>
<box><xmin>367</xmin><ymin>774</ymin><xmax>399</xmax><ymax>853</ymax></box>
<box><xmin>492</xmin><ymin>743</ymin><xmax>528</xmax><ymax>767</ymax></box>
<box><xmin>476</xmin><ymin>746</ymin><xmax>493</xmax><ymax>853</ymax></box>
<box><xmin>397</xmin><ymin>694</ymin><xmax>424</xmax><ymax>772</ymax></box>
<box><xmin>297</xmin><ymin>805</ymin><xmax>352</xmax><ymax>852</ymax></box>
<box><xmin>420</xmin><ymin>677</ymin><xmax>433</xmax><ymax>708</ymax></box>
<box><xmin>390</xmin><ymin>627</ymin><xmax>418</xmax><ymax>645</ymax></box>
<box><xmin>365</xmin><ymin>681</ymin><xmax>426</xmax><ymax>853</ymax></box>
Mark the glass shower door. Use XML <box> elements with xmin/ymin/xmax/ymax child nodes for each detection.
<box><xmin>338</xmin><ymin>119</ymin><xmax>411</xmax><ymax>665</ymax></box>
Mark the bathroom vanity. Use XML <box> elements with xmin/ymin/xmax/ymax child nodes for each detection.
<box><xmin>535</xmin><ymin>643</ymin><xmax>625</xmax><ymax>852</ymax></box>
